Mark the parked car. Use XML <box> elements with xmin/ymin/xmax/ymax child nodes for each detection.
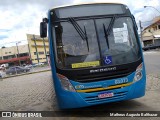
<box><xmin>36</xmin><ymin>62</ymin><xmax>44</xmax><ymax>66</ymax></box>
<box><xmin>22</xmin><ymin>64</ymin><xmax>27</xmax><ymax>67</ymax></box>
<box><xmin>24</xmin><ymin>64</ymin><xmax>33</xmax><ymax>69</ymax></box>
<box><xmin>32</xmin><ymin>62</ymin><xmax>44</xmax><ymax>67</ymax></box>
<box><xmin>142</xmin><ymin>44</ymin><xmax>160</xmax><ymax>51</ymax></box>
<box><xmin>31</xmin><ymin>63</ymin><xmax>37</xmax><ymax>67</ymax></box>
<box><xmin>1</xmin><ymin>63</ymin><xmax>9</xmax><ymax>68</ymax></box>
<box><xmin>6</xmin><ymin>66</ymin><xmax>30</xmax><ymax>75</ymax></box>
<box><xmin>0</xmin><ymin>66</ymin><xmax>6</xmax><ymax>71</ymax></box>
<box><xmin>0</xmin><ymin>71</ymin><xmax>6</xmax><ymax>78</ymax></box>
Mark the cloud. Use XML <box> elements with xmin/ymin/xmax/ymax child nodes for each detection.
<box><xmin>0</xmin><ymin>0</ymin><xmax>75</xmax><ymax>9</ymax></box>
<box><xmin>0</xmin><ymin>0</ymin><xmax>77</xmax><ymax>47</ymax></box>
<box><xmin>0</xmin><ymin>0</ymin><xmax>160</xmax><ymax>47</ymax></box>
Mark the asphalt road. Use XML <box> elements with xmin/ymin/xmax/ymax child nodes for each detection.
<box><xmin>143</xmin><ymin>50</ymin><xmax>160</xmax><ymax>74</ymax></box>
<box><xmin>0</xmin><ymin>50</ymin><xmax>160</xmax><ymax>119</ymax></box>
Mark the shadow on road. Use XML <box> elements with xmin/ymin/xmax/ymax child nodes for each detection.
<box><xmin>54</xmin><ymin>100</ymin><xmax>151</xmax><ymax>117</ymax></box>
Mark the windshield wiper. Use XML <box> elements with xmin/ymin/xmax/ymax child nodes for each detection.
<box><xmin>68</xmin><ymin>17</ymin><xmax>89</xmax><ymax>51</ymax></box>
<box><xmin>103</xmin><ymin>15</ymin><xmax>116</xmax><ymax>49</ymax></box>
<box><xmin>103</xmin><ymin>24</ymin><xmax>109</xmax><ymax>49</ymax></box>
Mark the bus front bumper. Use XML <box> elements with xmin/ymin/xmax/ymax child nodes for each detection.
<box><xmin>57</xmin><ymin>79</ymin><xmax>145</xmax><ymax>109</ymax></box>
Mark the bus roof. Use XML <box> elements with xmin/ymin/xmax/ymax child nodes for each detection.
<box><xmin>51</xmin><ymin>2</ymin><xmax>126</xmax><ymax>10</ymax></box>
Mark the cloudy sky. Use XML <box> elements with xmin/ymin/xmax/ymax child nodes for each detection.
<box><xmin>0</xmin><ymin>0</ymin><xmax>160</xmax><ymax>47</ymax></box>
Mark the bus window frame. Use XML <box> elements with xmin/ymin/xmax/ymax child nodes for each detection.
<box><xmin>51</xmin><ymin>15</ymin><xmax>141</xmax><ymax>70</ymax></box>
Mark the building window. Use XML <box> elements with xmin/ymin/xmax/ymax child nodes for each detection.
<box><xmin>34</xmin><ymin>52</ymin><xmax>37</xmax><ymax>55</ymax></box>
<box><xmin>153</xmin><ymin>26</ymin><xmax>157</xmax><ymax>31</ymax></box>
<box><xmin>19</xmin><ymin>53</ymin><xmax>29</xmax><ymax>57</ymax></box>
<box><xmin>148</xmin><ymin>29</ymin><xmax>151</xmax><ymax>32</ymax></box>
<box><xmin>39</xmin><ymin>52</ymin><xmax>44</xmax><ymax>55</ymax></box>
<box><xmin>3</xmin><ymin>55</ymin><xmax>16</xmax><ymax>60</ymax></box>
<box><xmin>5</xmin><ymin>52</ymin><xmax>8</xmax><ymax>54</ymax></box>
<box><xmin>158</xmin><ymin>25</ymin><xmax>160</xmax><ymax>29</ymax></box>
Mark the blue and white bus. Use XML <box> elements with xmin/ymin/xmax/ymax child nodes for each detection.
<box><xmin>40</xmin><ymin>2</ymin><xmax>146</xmax><ymax>109</ymax></box>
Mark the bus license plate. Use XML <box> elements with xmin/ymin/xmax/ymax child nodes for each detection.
<box><xmin>98</xmin><ymin>92</ymin><xmax>114</xmax><ymax>99</ymax></box>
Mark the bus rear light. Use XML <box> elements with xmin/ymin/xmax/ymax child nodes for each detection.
<box><xmin>57</xmin><ymin>74</ymin><xmax>76</xmax><ymax>92</ymax></box>
<box><xmin>134</xmin><ymin>63</ymin><xmax>143</xmax><ymax>82</ymax></box>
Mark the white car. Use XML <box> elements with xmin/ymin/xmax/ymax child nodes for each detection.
<box><xmin>24</xmin><ymin>64</ymin><xmax>33</xmax><ymax>69</ymax></box>
<box><xmin>36</xmin><ymin>62</ymin><xmax>44</xmax><ymax>66</ymax></box>
<box><xmin>0</xmin><ymin>71</ymin><xmax>6</xmax><ymax>78</ymax></box>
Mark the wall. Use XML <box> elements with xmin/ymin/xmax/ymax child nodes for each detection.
<box><xmin>26</xmin><ymin>34</ymin><xmax>49</xmax><ymax>64</ymax></box>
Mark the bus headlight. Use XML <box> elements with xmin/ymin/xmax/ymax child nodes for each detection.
<box><xmin>134</xmin><ymin>63</ymin><xmax>143</xmax><ymax>82</ymax></box>
<box><xmin>57</xmin><ymin>74</ymin><xmax>76</xmax><ymax>92</ymax></box>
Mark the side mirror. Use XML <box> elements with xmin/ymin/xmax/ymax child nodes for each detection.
<box><xmin>40</xmin><ymin>22</ymin><xmax>47</xmax><ymax>38</ymax></box>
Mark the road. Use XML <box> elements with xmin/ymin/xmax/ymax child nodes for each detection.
<box><xmin>0</xmin><ymin>50</ymin><xmax>160</xmax><ymax>119</ymax></box>
<box><xmin>143</xmin><ymin>50</ymin><xmax>160</xmax><ymax>74</ymax></box>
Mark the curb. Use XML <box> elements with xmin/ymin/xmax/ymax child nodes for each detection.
<box><xmin>1</xmin><ymin>69</ymin><xmax>51</xmax><ymax>80</ymax></box>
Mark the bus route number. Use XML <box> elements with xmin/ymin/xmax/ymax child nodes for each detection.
<box><xmin>115</xmin><ymin>78</ymin><xmax>128</xmax><ymax>84</ymax></box>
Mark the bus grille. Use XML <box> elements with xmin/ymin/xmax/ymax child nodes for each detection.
<box><xmin>76</xmin><ymin>69</ymin><xmax>131</xmax><ymax>83</ymax></box>
<box><xmin>84</xmin><ymin>91</ymin><xmax>128</xmax><ymax>104</ymax></box>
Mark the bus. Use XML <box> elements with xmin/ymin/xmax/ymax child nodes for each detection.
<box><xmin>40</xmin><ymin>2</ymin><xmax>146</xmax><ymax>109</ymax></box>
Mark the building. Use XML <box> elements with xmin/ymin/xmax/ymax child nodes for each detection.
<box><xmin>0</xmin><ymin>45</ymin><xmax>30</xmax><ymax>66</ymax></box>
<box><xmin>27</xmin><ymin>34</ymin><xmax>49</xmax><ymax>64</ymax></box>
<box><xmin>142</xmin><ymin>17</ymin><xmax>160</xmax><ymax>46</ymax></box>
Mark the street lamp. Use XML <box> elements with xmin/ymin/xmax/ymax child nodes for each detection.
<box><xmin>16</xmin><ymin>41</ymin><xmax>21</xmax><ymax>66</ymax></box>
<box><xmin>144</xmin><ymin>6</ymin><xmax>160</xmax><ymax>14</ymax></box>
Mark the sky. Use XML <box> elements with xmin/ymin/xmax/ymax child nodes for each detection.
<box><xmin>0</xmin><ymin>0</ymin><xmax>160</xmax><ymax>47</ymax></box>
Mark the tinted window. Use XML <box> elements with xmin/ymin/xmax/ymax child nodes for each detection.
<box><xmin>96</xmin><ymin>17</ymin><xmax>140</xmax><ymax>65</ymax></box>
<box><xmin>53</xmin><ymin>17</ymin><xmax>140</xmax><ymax>69</ymax></box>
<box><xmin>54</xmin><ymin>20</ymin><xmax>100</xmax><ymax>68</ymax></box>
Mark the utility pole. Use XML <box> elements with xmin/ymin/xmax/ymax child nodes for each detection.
<box><xmin>139</xmin><ymin>20</ymin><xmax>144</xmax><ymax>47</ymax></box>
<box><xmin>42</xmin><ymin>38</ymin><xmax>48</xmax><ymax>63</ymax></box>
<box><xmin>33</xmin><ymin>34</ymin><xmax>39</xmax><ymax>63</ymax></box>
<box><xmin>27</xmin><ymin>44</ymin><xmax>32</xmax><ymax>64</ymax></box>
<box><xmin>16</xmin><ymin>42</ymin><xmax>21</xmax><ymax>66</ymax></box>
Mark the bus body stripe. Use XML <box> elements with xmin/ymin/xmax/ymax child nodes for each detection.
<box><xmin>76</xmin><ymin>82</ymin><xmax>133</xmax><ymax>93</ymax></box>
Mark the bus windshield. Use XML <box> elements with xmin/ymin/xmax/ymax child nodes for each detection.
<box><xmin>53</xmin><ymin>16</ymin><xmax>140</xmax><ymax>69</ymax></box>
